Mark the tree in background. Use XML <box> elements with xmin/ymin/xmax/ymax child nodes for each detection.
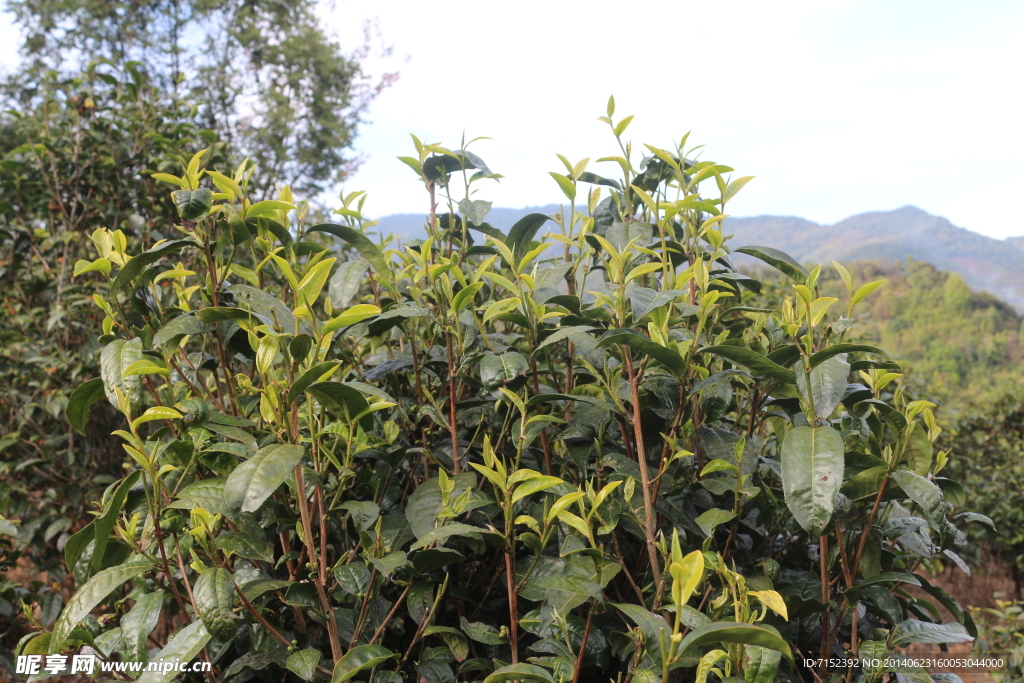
<box><xmin>0</xmin><ymin>0</ymin><xmax>395</xmax><ymax>588</ymax></box>
<box><xmin>0</xmin><ymin>64</ymin><xmax>228</xmax><ymax>582</ymax></box>
<box><xmin>3</xmin><ymin>0</ymin><xmax>398</xmax><ymax>196</ymax></box>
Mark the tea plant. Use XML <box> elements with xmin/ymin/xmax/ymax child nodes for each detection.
<box><xmin>21</xmin><ymin>101</ymin><xmax>986</xmax><ymax>682</ymax></box>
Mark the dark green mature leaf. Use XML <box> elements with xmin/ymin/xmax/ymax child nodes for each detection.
<box><xmin>629</xmin><ymin>287</ymin><xmax>687</xmax><ymax>320</ymax></box>
<box><xmin>734</xmin><ymin>245</ymin><xmax>808</xmax><ymax>281</ymax></box>
<box><xmin>614</xmin><ymin>603</ymin><xmax>671</xmax><ymax>640</ymax></box>
<box><xmin>507</xmin><ymin>213</ymin><xmax>552</xmax><ymax>265</ymax></box>
<box><xmin>152</xmin><ymin>313</ymin><xmax>214</xmax><ymax>347</ymax></box>
<box><xmin>743</xmin><ymin>644</ymin><xmax>782</xmax><ymax>683</ymax></box>
<box><xmin>286</xmin><ymin>649</ymin><xmax>321</xmax><ymax>681</ymax></box>
<box><xmin>698</xmin><ymin>345</ymin><xmax>796</xmax><ymax>384</ymax></box>
<box><xmin>121</xmin><ymin>590</ymin><xmax>164</xmax><ymax>662</ymax></box>
<box><xmin>310</xmin><ymin>223</ymin><xmax>393</xmax><ymax>288</ymax></box>
<box><xmin>51</xmin><ymin>558</ymin><xmax>154</xmax><ymax>651</ymax></box>
<box><xmin>193</xmin><ymin>568</ymin><xmax>237</xmax><ymax>640</ymax></box>
<box><xmin>483</xmin><ymin>663</ymin><xmax>555</xmax><ymax>683</ymax></box>
<box><xmin>605</xmin><ymin>221</ymin><xmax>653</xmax><ymax>251</ymax></box>
<box><xmin>797</xmin><ymin>355</ymin><xmax>849</xmax><ymax>419</ymax></box>
<box><xmin>219</xmin><ymin>647</ymin><xmax>290</xmax><ymax>679</ymax></box>
<box><xmin>410</xmin><ymin>523</ymin><xmax>484</xmax><ymax>550</ymax></box>
<box><xmin>111</xmin><ymin>239</ymin><xmax>197</xmax><ymax>294</ymax></box>
<box><xmin>888</xmin><ymin>619</ymin><xmax>973</xmax><ymax>647</ymax></box>
<box><xmin>766</xmin><ymin>344</ymin><xmax>802</xmax><ymax>368</ymax></box>
<box><xmin>809</xmin><ymin>344</ymin><xmax>889</xmax><ymax>369</ymax></box>
<box><xmin>194</xmin><ymin>306</ymin><xmax>251</xmax><ymax>322</ymax></box>
<box><xmin>92</xmin><ymin>471</ymin><xmax>141</xmax><ymax>572</ymax></box>
<box><xmin>169</xmin><ymin>478</ymin><xmax>228</xmax><ymax>514</ymax></box>
<box><xmin>240</xmin><ymin>579</ymin><xmax>293</xmax><ymax>601</ymax></box>
<box><xmin>679</xmin><ymin>622</ymin><xmax>792</xmax><ymax>661</ymax></box>
<box><xmin>66</xmin><ymin>377</ymin><xmax>105</xmax><ymax>435</ymax></box>
<box><xmin>229</xmin><ymin>284</ymin><xmax>300</xmax><ymax>332</ymax></box>
<box><xmin>841</xmin><ymin>466</ymin><xmax>889</xmax><ymax>501</ymax></box>
<box><xmin>480</xmin><ymin>351</ymin><xmax>529</xmax><ymax>390</ymax></box>
<box><xmin>577</xmin><ymin>171</ymin><xmax>622</xmax><ymax>190</ymax></box>
<box><xmin>406</xmin><ymin>474</ymin><xmax>478</xmax><ymax>539</ymax></box>
<box><xmin>224</xmin><ymin>444</ymin><xmax>304</xmax><ymax>513</ymax></box>
<box><xmin>856</xmin><ymin>399</ymin><xmax>908</xmax><ymax>432</ymax></box>
<box><xmin>171</xmin><ymin>188</ymin><xmax>212</xmax><ymax>220</ymax></box>
<box><xmin>331</xmin><ymin>644</ymin><xmax>397</xmax><ymax>682</ymax></box>
<box><xmin>904</xmin><ymin>424</ymin><xmax>933</xmax><ymax>476</ymax></box>
<box><xmin>64</xmin><ymin>523</ymin><xmax>95</xmax><ymax>574</ymax></box>
<box><xmin>782</xmin><ymin>426</ymin><xmax>844</xmax><ymax>536</ymax></box>
<box><xmin>136</xmin><ymin>621</ymin><xmax>211</xmax><ymax>683</ymax></box>
<box><xmin>288</xmin><ymin>361</ymin><xmax>341</xmax><ymax>403</ymax></box>
<box><xmin>891</xmin><ymin>469</ymin><xmax>944</xmax><ymax>529</ymax></box>
<box><xmin>307</xmin><ymin>381</ymin><xmax>373</xmax><ymax>430</ymax></box>
<box><xmin>412</xmin><ymin>548</ymin><xmax>465</xmax><ymax>573</ymax></box>
<box><xmin>460</xmin><ymin>617</ymin><xmax>507</xmax><ymax>644</ymax></box>
<box><xmin>329</xmin><ymin>257</ymin><xmax>369</xmax><ymax>308</ymax></box>
<box><xmin>525</xmin><ymin>393</ymin><xmax>614</xmax><ymax>411</ymax></box>
<box><xmin>599</xmin><ymin>328</ymin><xmax>687</xmax><ymax>378</ymax></box>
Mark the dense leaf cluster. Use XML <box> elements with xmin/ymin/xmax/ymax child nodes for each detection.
<box><xmin>0</xmin><ymin>63</ymin><xmax>225</xmax><ymax>583</ymax></box>
<box><xmin>6</xmin><ymin>104</ymin><xmax>989</xmax><ymax>682</ymax></box>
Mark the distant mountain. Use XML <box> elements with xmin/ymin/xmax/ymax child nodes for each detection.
<box><xmin>727</xmin><ymin>207</ymin><xmax>1024</xmax><ymax>312</ymax></box>
<box><xmin>374</xmin><ymin>205</ymin><xmax>1024</xmax><ymax>311</ymax></box>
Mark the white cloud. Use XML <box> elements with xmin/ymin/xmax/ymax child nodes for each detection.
<box><xmin>325</xmin><ymin>0</ymin><xmax>1024</xmax><ymax>239</ymax></box>
<box><xmin>1</xmin><ymin>1</ymin><xmax>1020</xmax><ymax>238</ymax></box>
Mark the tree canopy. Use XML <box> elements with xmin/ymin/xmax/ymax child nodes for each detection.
<box><xmin>3</xmin><ymin>0</ymin><xmax>397</xmax><ymax>195</ymax></box>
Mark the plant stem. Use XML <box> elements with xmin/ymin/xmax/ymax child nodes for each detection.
<box><xmin>623</xmin><ymin>351</ymin><xmax>662</xmax><ymax>588</ymax></box>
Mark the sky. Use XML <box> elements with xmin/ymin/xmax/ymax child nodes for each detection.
<box><xmin>2</xmin><ymin>1</ymin><xmax>1022</xmax><ymax>239</ymax></box>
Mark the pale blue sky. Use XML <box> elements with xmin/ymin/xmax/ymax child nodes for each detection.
<box><xmin>3</xmin><ymin>1</ymin><xmax>1023</xmax><ymax>238</ymax></box>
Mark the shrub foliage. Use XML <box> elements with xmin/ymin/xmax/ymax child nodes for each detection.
<box><xmin>11</xmin><ymin>103</ymin><xmax>988</xmax><ymax>682</ymax></box>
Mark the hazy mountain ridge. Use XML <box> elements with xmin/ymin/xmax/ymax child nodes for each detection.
<box><xmin>375</xmin><ymin>205</ymin><xmax>1024</xmax><ymax>311</ymax></box>
<box><xmin>727</xmin><ymin>206</ymin><xmax>1024</xmax><ymax>311</ymax></box>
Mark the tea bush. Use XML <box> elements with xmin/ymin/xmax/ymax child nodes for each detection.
<box><xmin>10</xmin><ymin>101</ymin><xmax>988</xmax><ymax>682</ymax></box>
<box><xmin>0</xmin><ymin>63</ymin><xmax>227</xmax><ymax>580</ymax></box>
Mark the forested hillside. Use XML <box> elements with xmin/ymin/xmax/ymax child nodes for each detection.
<box><xmin>379</xmin><ymin>206</ymin><xmax>1024</xmax><ymax>311</ymax></box>
<box><xmin>820</xmin><ymin>260</ymin><xmax>1023</xmax><ymax>410</ymax></box>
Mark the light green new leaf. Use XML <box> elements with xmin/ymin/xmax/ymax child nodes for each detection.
<box><xmin>321</xmin><ymin>304</ymin><xmax>381</xmax><ymax>334</ymax></box>
<box><xmin>131</xmin><ymin>406</ymin><xmax>182</xmax><ymax>431</ymax></box>
<box><xmin>247</xmin><ymin>199</ymin><xmax>297</xmax><ymax>217</ymax></box>
<box><xmin>851</xmin><ymin>279</ymin><xmax>886</xmax><ymax>308</ymax></box>
<box><xmin>297</xmin><ymin>257</ymin><xmax>336</xmax><ymax>306</ymax></box>
<box><xmin>511</xmin><ymin>476</ymin><xmax>563</xmax><ymax>504</ymax></box>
